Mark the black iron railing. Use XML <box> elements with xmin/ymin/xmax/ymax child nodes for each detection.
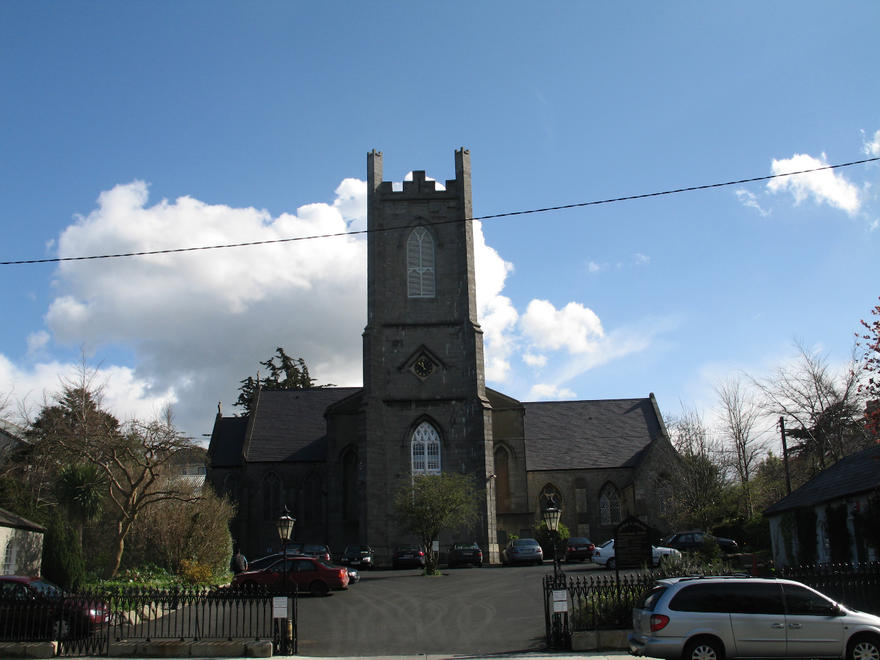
<box><xmin>1</xmin><ymin>583</ymin><xmax>297</xmax><ymax>657</ymax></box>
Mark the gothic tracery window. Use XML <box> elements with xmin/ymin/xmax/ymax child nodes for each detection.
<box><xmin>411</xmin><ymin>421</ymin><xmax>441</xmax><ymax>475</ymax></box>
<box><xmin>599</xmin><ymin>483</ymin><xmax>622</xmax><ymax>526</ymax></box>
<box><xmin>407</xmin><ymin>227</ymin><xmax>435</xmax><ymax>298</ymax></box>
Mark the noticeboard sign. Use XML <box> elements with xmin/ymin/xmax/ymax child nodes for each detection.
<box><xmin>614</xmin><ymin>516</ymin><xmax>651</xmax><ymax>570</ymax></box>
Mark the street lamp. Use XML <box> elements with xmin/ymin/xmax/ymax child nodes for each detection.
<box><xmin>276</xmin><ymin>506</ymin><xmax>295</xmax><ymax>654</ymax></box>
<box><xmin>276</xmin><ymin>506</ymin><xmax>295</xmax><ymax>592</ymax></box>
<box><xmin>541</xmin><ymin>499</ymin><xmax>562</xmax><ymax>578</ymax></box>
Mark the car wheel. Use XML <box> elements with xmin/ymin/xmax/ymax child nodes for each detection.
<box><xmin>848</xmin><ymin>635</ymin><xmax>880</xmax><ymax>660</ymax></box>
<box><xmin>684</xmin><ymin>637</ymin><xmax>724</xmax><ymax>660</ymax></box>
<box><xmin>309</xmin><ymin>580</ymin><xmax>330</xmax><ymax>597</ymax></box>
<box><xmin>606</xmin><ymin>557</ymin><xmax>616</xmax><ymax>570</ymax></box>
<box><xmin>535</xmin><ymin>558</ymin><xmax>543</xmax><ymax>566</ymax></box>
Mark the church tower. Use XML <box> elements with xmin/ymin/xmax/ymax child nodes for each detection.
<box><xmin>362</xmin><ymin>149</ymin><xmax>498</xmax><ymax>563</ymax></box>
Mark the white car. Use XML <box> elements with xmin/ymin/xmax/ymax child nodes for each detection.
<box><xmin>592</xmin><ymin>539</ymin><xmax>681</xmax><ymax>569</ymax></box>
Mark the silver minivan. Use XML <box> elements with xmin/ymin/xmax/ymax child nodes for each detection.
<box><xmin>628</xmin><ymin>576</ymin><xmax>880</xmax><ymax>660</ymax></box>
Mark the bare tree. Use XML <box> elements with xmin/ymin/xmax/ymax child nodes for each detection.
<box><xmin>750</xmin><ymin>342</ymin><xmax>868</xmax><ymax>475</ymax></box>
<box><xmin>667</xmin><ymin>406</ymin><xmax>729</xmax><ymax>530</ymax></box>
<box><xmin>716</xmin><ymin>378</ymin><xmax>764</xmax><ymax>518</ymax></box>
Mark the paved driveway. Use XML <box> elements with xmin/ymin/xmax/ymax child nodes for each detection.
<box><xmin>295</xmin><ymin>561</ymin><xmax>603</xmax><ymax>656</ymax></box>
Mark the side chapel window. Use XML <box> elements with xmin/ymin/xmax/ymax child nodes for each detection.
<box><xmin>599</xmin><ymin>484</ymin><xmax>622</xmax><ymax>526</ymax></box>
<box><xmin>407</xmin><ymin>227</ymin><xmax>435</xmax><ymax>298</ymax></box>
<box><xmin>411</xmin><ymin>421</ymin><xmax>441</xmax><ymax>475</ymax></box>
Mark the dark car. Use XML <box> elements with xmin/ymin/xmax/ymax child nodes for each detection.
<box><xmin>340</xmin><ymin>545</ymin><xmax>375</xmax><ymax>570</ymax></box>
<box><xmin>392</xmin><ymin>544</ymin><xmax>426</xmax><ymax>569</ymax></box>
<box><xmin>563</xmin><ymin>537</ymin><xmax>595</xmax><ymax>562</ymax></box>
<box><xmin>501</xmin><ymin>538</ymin><xmax>544</xmax><ymax>565</ymax></box>
<box><xmin>232</xmin><ymin>555</ymin><xmax>349</xmax><ymax>596</ymax></box>
<box><xmin>300</xmin><ymin>544</ymin><xmax>332</xmax><ymax>562</ymax></box>
<box><xmin>447</xmin><ymin>542</ymin><xmax>483</xmax><ymax>568</ymax></box>
<box><xmin>663</xmin><ymin>531</ymin><xmax>738</xmax><ymax>554</ymax></box>
<box><xmin>0</xmin><ymin>576</ymin><xmax>111</xmax><ymax>641</ymax></box>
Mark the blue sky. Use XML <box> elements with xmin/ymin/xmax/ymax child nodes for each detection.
<box><xmin>1</xmin><ymin>1</ymin><xmax>878</xmax><ymax>445</ymax></box>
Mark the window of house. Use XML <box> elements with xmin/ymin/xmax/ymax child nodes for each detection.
<box><xmin>407</xmin><ymin>227</ymin><xmax>435</xmax><ymax>298</ymax></box>
<box><xmin>599</xmin><ymin>484</ymin><xmax>622</xmax><ymax>525</ymax></box>
<box><xmin>412</xmin><ymin>421</ymin><xmax>441</xmax><ymax>475</ymax></box>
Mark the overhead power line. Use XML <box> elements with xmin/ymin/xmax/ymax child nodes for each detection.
<box><xmin>2</xmin><ymin>156</ymin><xmax>878</xmax><ymax>267</ymax></box>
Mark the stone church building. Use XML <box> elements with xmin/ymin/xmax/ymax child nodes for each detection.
<box><xmin>206</xmin><ymin>149</ymin><xmax>680</xmax><ymax>565</ymax></box>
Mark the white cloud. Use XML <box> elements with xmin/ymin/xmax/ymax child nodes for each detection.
<box><xmin>767</xmin><ymin>153</ymin><xmax>861</xmax><ymax>215</ymax></box>
<box><xmin>38</xmin><ymin>179</ymin><xmax>368</xmax><ymax>436</ymax></box>
<box><xmin>520</xmin><ymin>300</ymin><xmax>604</xmax><ymax>354</ymax></box>
<box><xmin>528</xmin><ymin>383</ymin><xmax>576</xmax><ymax>400</ymax></box>
<box><xmin>473</xmin><ymin>221</ymin><xmax>518</xmax><ymax>382</ymax></box>
<box><xmin>587</xmin><ymin>261</ymin><xmax>601</xmax><ymax>273</ymax></box>
<box><xmin>26</xmin><ymin>331</ymin><xmax>50</xmax><ymax>357</ymax></box>
<box><xmin>522</xmin><ymin>352</ymin><xmax>547</xmax><ymax>368</ymax></box>
<box><xmin>862</xmin><ymin>129</ymin><xmax>880</xmax><ymax>157</ymax></box>
<box><xmin>633</xmin><ymin>253</ymin><xmax>650</xmax><ymax>266</ymax></box>
<box><xmin>735</xmin><ymin>189</ymin><xmax>770</xmax><ymax>217</ymax></box>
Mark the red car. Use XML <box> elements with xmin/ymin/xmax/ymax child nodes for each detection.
<box><xmin>0</xmin><ymin>576</ymin><xmax>110</xmax><ymax>641</ymax></box>
<box><xmin>232</xmin><ymin>555</ymin><xmax>349</xmax><ymax>596</ymax></box>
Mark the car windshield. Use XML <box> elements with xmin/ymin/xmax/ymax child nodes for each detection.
<box><xmin>568</xmin><ymin>538</ymin><xmax>590</xmax><ymax>544</ymax></box>
<box><xmin>303</xmin><ymin>544</ymin><xmax>327</xmax><ymax>553</ymax></box>
<box><xmin>29</xmin><ymin>579</ymin><xmax>63</xmax><ymax>597</ymax></box>
<box><xmin>600</xmin><ymin>539</ymin><xmax>614</xmax><ymax>548</ymax></box>
<box><xmin>514</xmin><ymin>539</ymin><xmax>538</xmax><ymax>547</ymax></box>
<box><xmin>453</xmin><ymin>543</ymin><xmax>477</xmax><ymax>549</ymax></box>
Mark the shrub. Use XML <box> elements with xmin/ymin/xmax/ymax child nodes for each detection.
<box><xmin>41</xmin><ymin>511</ymin><xmax>85</xmax><ymax>590</ymax></box>
<box><xmin>178</xmin><ymin>559</ymin><xmax>214</xmax><ymax>585</ymax></box>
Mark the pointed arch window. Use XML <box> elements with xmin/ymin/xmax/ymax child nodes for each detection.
<box><xmin>262</xmin><ymin>473</ymin><xmax>281</xmax><ymax>521</ymax></box>
<box><xmin>599</xmin><ymin>484</ymin><xmax>621</xmax><ymax>526</ymax></box>
<box><xmin>411</xmin><ymin>421</ymin><xmax>441</xmax><ymax>475</ymax></box>
<box><xmin>407</xmin><ymin>227</ymin><xmax>435</xmax><ymax>298</ymax></box>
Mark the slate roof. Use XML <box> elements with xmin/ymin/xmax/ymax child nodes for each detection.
<box><xmin>207</xmin><ymin>416</ymin><xmax>249</xmax><ymax>467</ymax></box>
<box><xmin>0</xmin><ymin>507</ymin><xmax>44</xmax><ymax>533</ymax></box>
<box><xmin>523</xmin><ymin>397</ymin><xmax>664</xmax><ymax>471</ymax></box>
<box><xmin>244</xmin><ymin>387</ymin><xmax>361</xmax><ymax>463</ymax></box>
<box><xmin>764</xmin><ymin>444</ymin><xmax>880</xmax><ymax>515</ymax></box>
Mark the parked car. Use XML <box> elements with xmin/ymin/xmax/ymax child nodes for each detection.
<box><xmin>340</xmin><ymin>545</ymin><xmax>375</xmax><ymax>570</ymax></box>
<box><xmin>662</xmin><ymin>531</ymin><xmax>738</xmax><ymax>554</ymax></box>
<box><xmin>629</xmin><ymin>575</ymin><xmax>880</xmax><ymax>660</ymax></box>
<box><xmin>0</xmin><ymin>576</ymin><xmax>111</xmax><ymax>641</ymax></box>
<box><xmin>447</xmin><ymin>542</ymin><xmax>483</xmax><ymax>568</ymax></box>
<box><xmin>345</xmin><ymin>567</ymin><xmax>360</xmax><ymax>584</ymax></box>
<box><xmin>392</xmin><ymin>544</ymin><xmax>426</xmax><ymax>569</ymax></box>
<box><xmin>246</xmin><ymin>545</ymin><xmax>307</xmax><ymax>572</ymax></box>
<box><xmin>300</xmin><ymin>543</ymin><xmax>332</xmax><ymax>562</ymax></box>
<box><xmin>501</xmin><ymin>538</ymin><xmax>544</xmax><ymax>566</ymax></box>
<box><xmin>232</xmin><ymin>555</ymin><xmax>349</xmax><ymax>596</ymax></box>
<box><xmin>563</xmin><ymin>537</ymin><xmax>595</xmax><ymax>562</ymax></box>
<box><xmin>591</xmin><ymin>539</ymin><xmax>681</xmax><ymax>569</ymax></box>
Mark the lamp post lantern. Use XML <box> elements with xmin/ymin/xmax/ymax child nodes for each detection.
<box><xmin>276</xmin><ymin>506</ymin><xmax>295</xmax><ymax>592</ymax></box>
<box><xmin>541</xmin><ymin>498</ymin><xmax>563</xmax><ymax>578</ymax></box>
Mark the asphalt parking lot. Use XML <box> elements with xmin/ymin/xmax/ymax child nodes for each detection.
<box><xmin>295</xmin><ymin>560</ymin><xmax>606</xmax><ymax>656</ymax></box>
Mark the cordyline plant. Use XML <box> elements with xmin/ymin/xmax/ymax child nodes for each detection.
<box><xmin>393</xmin><ymin>473</ymin><xmax>480</xmax><ymax>575</ymax></box>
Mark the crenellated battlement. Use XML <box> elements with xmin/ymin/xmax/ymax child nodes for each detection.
<box><xmin>368</xmin><ymin>148</ymin><xmax>469</xmax><ymax>198</ymax></box>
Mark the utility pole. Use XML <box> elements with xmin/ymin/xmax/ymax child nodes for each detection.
<box><xmin>779</xmin><ymin>416</ymin><xmax>792</xmax><ymax>495</ymax></box>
